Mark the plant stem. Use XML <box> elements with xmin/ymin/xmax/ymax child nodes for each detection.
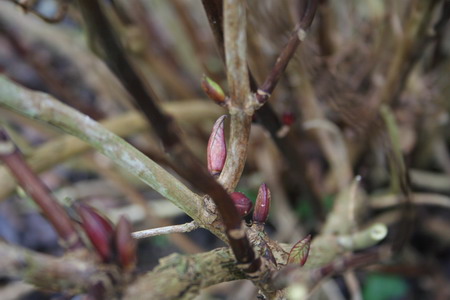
<box><xmin>125</xmin><ymin>247</ymin><xmax>245</xmax><ymax>299</ymax></box>
<box><xmin>370</xmin><ymin>192</ymin><xmax>450</xmax><ymax>209</ymax></box>
<box><xmin>0</xmin><ymin>101</ymin><xmax>222</xmax><ymax>201</ymax></box>
<box><xmin>0</xmin><ymin>240</ymin><xmax>115</xmax><ymax>297</ymax></box>
<box><xmin>78</xmin><ymin>0</ymin><xmax>258</xmax><ymax>270</ymax></box>
<box><xmin>218</xmin><ymin>112</ymin><xmax>252</xmax><ymax>191</ymax></box>
<box><xmin>202</xmin><ymin>0</ymin><xmax>325</xmax><ymax>219</ymax></box>
<box><xmin>0</xmin><ymin>128</ymin><xmax>83</xmax><ymax>250</ymax></box>
<box><xmin>0</xmin><ymin>75</ymin><xmax>213</xmax><ymax>235</ymax></box>
<box><xmin>223</xmin><ymin>0</ymin><xmax>251</xmax><ymax>111</ymax></box>
<box><xmin>132</xmin><ymin>222</ymin><xmax>199</xmax><ymax>239</ymax></box>
<box><xmin>257</xmin><ymin>0</ymin><xmax>319</xmax><ymax>103</ymax></box>
<box><xmin>216</xmin><ymin>0</ymin><xmax>256</xmax><ymax>193</ymax></box>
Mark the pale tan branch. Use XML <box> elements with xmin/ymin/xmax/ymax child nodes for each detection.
<box><xmin>132</xmin><ymin>222</ymin><xmax>199</xmax><ymax>239</ymax></box>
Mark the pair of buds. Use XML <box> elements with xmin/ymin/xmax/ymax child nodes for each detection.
<box><xmin>230</xmin><ymin>183</ymin><xmax>271</xmax><ymax>224</ymax></box>
<box><xmin>232</xmin><ymin>185</ymin><xmax>311</xmax><ymax>266</ymax></box>
<box><xmin>76</xmin><ymin>204</ymin><xmax>136</xmax><ymax>271</ymax></box>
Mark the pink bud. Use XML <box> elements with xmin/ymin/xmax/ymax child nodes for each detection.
<box><xmin>114</xmin><ymin>216</ymin><xmax>137</xmax><ymax>271</ymax></box>
<box><xmin>230</xmin><ymin>192</ymin><xmax>253</xmax><ymax>217</ymax></box>
<box><xmin>287</xmin><ymin>234</ymin><xmax>311</xmax><ymax>266</ymax></box>
<box><xmin>253</xmin><ymin>183</ymin><xmax>271</xmax><ymax>224</ymax></box>
<box><xmin>207</xmin><ymin>115</ymin><xmax>227</xmax><ymax>176</ymax></box>
<box><xmin>77</xmin><ymin>204</ymin><xmax>114</xmax><ymax>262</ymax></box>
<box><xmin>201</xmin><ymin>75</ymin><xmax>226</xmax><ymax>105</ymax></box>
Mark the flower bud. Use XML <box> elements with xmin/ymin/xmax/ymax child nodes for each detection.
<box><xmin>253</xmin><ymin>183</ymin><xmax>271</xmax><ymax>224</ymax></box>
<box><xmin>230</xmin><ymin>192</ymin><xmax>253</xmax><ymax>217</ymax></box>
<box><xmin>201</xmin><ymin>75</ymin><xmax>226</xmax><ymax>105</ymax></box>
<box><xmin>287</xmin><ymin>234</ymin><xmax>311</xmax><ymax>266</ymax></box>
<box><xmin>114</xmin><ymin>216</ymin><xmax>137</xmax><ymax>271</ymax></box>
<box><xmin>207</xmin><ymin>115</ymin><xmax>227</xmax><ymax>176</ymax></box>
<box><xmin>77</xmin><ymin>204</ymin><xmax>114</xmax><ymax>262</ymax></box>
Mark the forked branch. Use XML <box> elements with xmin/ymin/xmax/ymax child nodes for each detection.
<box><xmin>77</xmin><ymin>0</ymin><xmax>259</xmax><ymax>271</ymax></box>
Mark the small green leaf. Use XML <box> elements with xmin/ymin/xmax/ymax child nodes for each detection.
<box><xmin>201</xmin><ymin>75</ymin><xmax>226</xmax><ymax>104</ymax></box>
<box><xmin>287</xmin><ymin>234</ymin><xmax>312</xmax><ymax>266</ymax></box>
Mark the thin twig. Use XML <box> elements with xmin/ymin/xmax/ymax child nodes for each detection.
<box><xmin>91</xmin><ymin>154</ymin><xmax>203</xmax><ymax>253</ymax></box>
<box><xmin>256</xmin><ymin>0</ymin><xmax>319</xmax><ymax>103</ymax></box>
<box><xmin>370</xmin><ymin>193</ymin><xmax>450</xmax><ymax>210</ymax></box>
<box><xmin>0</xmin><ymin>128</ymin><xmax>83</xmax><ymax>250</ymax></box>
<box><xmin>132</xmin><ymin>222</ymin><xmax>199</xmax><ymax>239</ymax></box>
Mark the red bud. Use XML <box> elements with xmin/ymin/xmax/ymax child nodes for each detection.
<box><xmin>77</xmin><ymin>204</ymin><xmax>114</xmax><ymax>262</ymax></box>
<box><xmin>282</xmin><ymin>112</ymin><xmax>295</xmax><ymax>126</ymax></box>
<box><xmin>207</xmin><ymin>115</ymin><xmax>227</xmax><ymax>176</ymax></box>
<box><xmin>230</xmin><ymin>192</ymin><xmax>253</xmax><ymax>217</ymax></box>
<box><xmin>253</xmin><ymin>183</ymin><xmax>271</xmax><ymax>224</ymax></box>
<box><xmin>201</xmin><ymin>75</ymin><xmax>226</xmax><ymax>105</ymax></box>
<box><xmin>287</xmin><ymin>234</ymin><xmax>311</xmax><ymax>266</ymax></box>
<box><xmin>114</xmin><ymin>216</ymin><xmax>137</xmax><ymax>271</ymax></box>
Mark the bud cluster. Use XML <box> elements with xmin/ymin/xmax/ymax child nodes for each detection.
<box><xmin>77</xmin><ymin>204</ymin><xmax>136</xmax><ymax>271</ymax></box>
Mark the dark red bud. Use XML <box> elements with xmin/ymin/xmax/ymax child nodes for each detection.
<box><xmin>253</xmin><ymin>183</ymin><xmax>271</xmax><ymax>224</ymax></box>
<box><xmin>230</xmin><ymin>192</ymin><xmax>253</xmax><ymax>217</ymax></box>
<box><xmin>287</xmin><ymin>234</ymin><xmax>311</xmax><ymax>266</ymax></box>
<box><xmin>282</xmin><ymin>112</ymin><xmax>296</xmax><ymax>126</ymax></box>
<box><xmin>207</xmin><ymin>115</ymin><xmax>227</xmax><ymax>176</ymax></box>
<box><xmin>201</xmin><ymin>75</ymin><xmax>226</xmax><ymax>105</ymax></box>
<box><xmin>114</xmin><ymin>216</ymin><xmax>137</xmax><ymax>271</ymax></box>
<box><xmin>77</xmin><ymin>204</ymin><xmax>114</xmax><ymax>262</ymax></box>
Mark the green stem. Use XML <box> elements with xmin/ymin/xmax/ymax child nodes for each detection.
<box><xmin>0</xmin><ymin>75</ymin><xmax>217</xmax><ymax>235</ymax></box>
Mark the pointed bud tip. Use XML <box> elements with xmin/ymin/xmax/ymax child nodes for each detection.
<box><xmin>77</xmin><ymin>204</ymin><xmax>114</xmax><ymax>233</ymax></box>
<box><xmin>77</xmin><ymin>204</ymin><xmax>114</xmax><ymax>262</ymax></box>
<box><xmin>114</xmin><ymin>216</ymin><xmax>137</xmax><ymax>271</ymax></box>
<box><xmin>253</xmin><ymin>183</ymin><xmax>271</xmax><ymax>224</ymax></box>
<box><xmin>207</xmin><ymin>115</ymin><xmax>227</xmax><ymax>176</ymax></box>
<box><xmin>230</xmin><ymin>192</ymin><xmax>253</xmax><ymax>217</ymax></box>
<box><xmin>201</xmin><ymin>75</ymin><xmax>226</xmax><ymax>105</ymax></box>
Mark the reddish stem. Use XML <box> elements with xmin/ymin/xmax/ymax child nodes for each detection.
<box><xmin>0</xmin><ymin>129</ymin><xmax>83</xmax><ymax>250</ymax></box>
